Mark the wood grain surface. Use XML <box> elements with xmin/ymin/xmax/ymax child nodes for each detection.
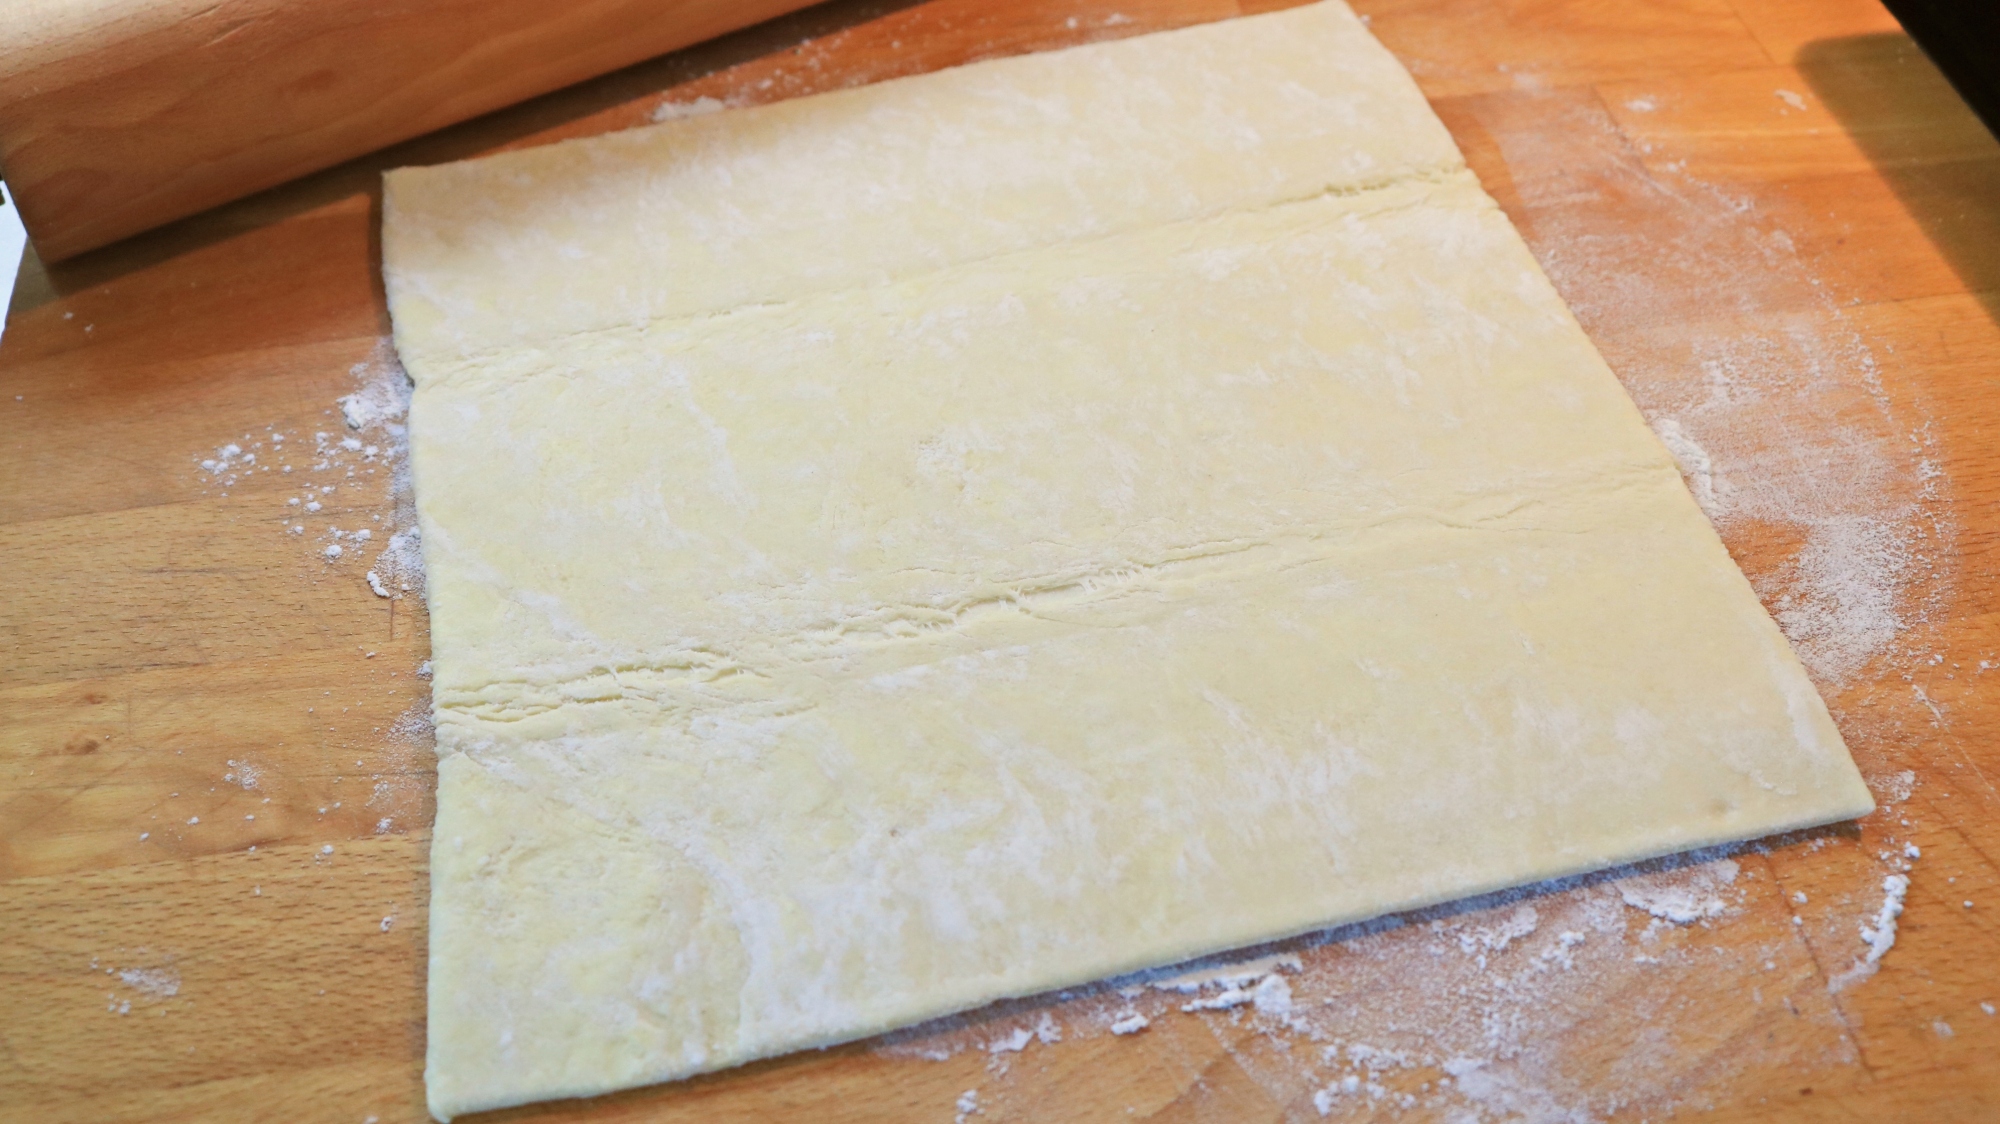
<box><xmin>3</xmin><ymin>1</ymin><xmax>1997</xmax><ymax>1121</ymax></box>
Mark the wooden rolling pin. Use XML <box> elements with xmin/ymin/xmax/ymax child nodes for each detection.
<box><xmin>0</xmin><ymin>0</ymin><xmax>821</xmax><ymax>262</ymax></box>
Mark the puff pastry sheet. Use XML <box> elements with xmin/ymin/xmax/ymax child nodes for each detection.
<box><xmin>382</xmin><ymin>4</ymin><xmax>1873</xmax><ymax>1117</ymax></box>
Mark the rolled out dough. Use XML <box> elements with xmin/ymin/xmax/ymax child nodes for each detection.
<box><xmin>382</xmin><ymin>4</ymin><xmax>1874</xmax><ymax>1118</ymax></box>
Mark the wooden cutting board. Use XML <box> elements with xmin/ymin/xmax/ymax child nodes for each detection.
<box><xmin>3</xmin><ymin>1</ymin><xmax>1996</xmax><ymax>1121</ymax></box>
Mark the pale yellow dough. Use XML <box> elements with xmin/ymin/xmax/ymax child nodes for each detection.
<box><xmin>382</xmin><ymin>4</ymin><xmax>1874</xmax><ymax>1118</ymax></box>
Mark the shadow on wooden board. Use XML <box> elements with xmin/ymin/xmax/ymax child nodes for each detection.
<box><xmin>5</xmin><ymin>0</ymin><xmax>930</xmax><ymax>322</ymax></box>
<box><xmin>1796</xmin><ymin>33</ymin><xmax>2000</xmax><ymax>326</ymax></box>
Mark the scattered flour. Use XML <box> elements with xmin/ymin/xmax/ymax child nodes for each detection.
<box><xmin>365</xmin><ymin>528</ymin><xmax>424</xmax><ymax>599</ymax></box>
<box><xmin>1251</xmin><ymin>972</ymin><xmax>1294</xmax><ymax>1019</ymax></box>
<box><xmin>336</xmin><ymin>341</ymin><xmax>426</xmax><ymax>596</ymax></box>
<box><xmin>1149</xmin><ymin>952</ymin><xmax>1303</xmax><ymax>993</ymax></box>
<box><xmin>116</xmin><ymin>965</ymin><xmax>180</xmax><ymax>999</ymax></box>
<box><xmin>1618</xmin><ymin>859</ymin><xmax>1739</xmax><ymax>924</ymax></box>
<box><xmin>337</xmin><ymin>350</ymin><xmax>411</xmax><ymax>431</ymax></box>
<box><xmin>1312</xmin><ymin>1074</ymin><xmax>1363</xmax><ymax>1115</ymax></box>
<box><xmin>650</xmin><ymin>95</ymin><xmax>731</xmax><ymax>122</ymax></box>
<box><xmin>223</xmin><ymin>759</ymin><xmax>261</xmax><ymax>790</ymax></box>
<box><xmin>188</xmin><ymin>336</ymin><xmax>426</xmax><ymax>600</ymax></box>
<box><xmin>1458</xmin><ymin>904</ymin><xmax>1539</xmax><ymax>964</ymax></box>
<box><xmin>177</xmin><ymin>337</ymin><xmax>437</xmax><ymax>852</ymax></box>
<box><xmin>1182</xmin><ymin>984</ymin><xmax>1259</xmax><ymax>1013</ymax></box>
<box><xmin>197</xmin><ymin>442</ymin><xmax>251</xmax><ymax>481</ymax></box>
<box><xmin>986</xmin><ymin>1028</ymin><xmax>1033</xmax><ymax>1055</ymax></box>
<box><xmin>1830</xmin><ymin>873</ymin><xmax>1911</xmax><ymax>992</ymax></box>
<box><xmin>357</xmin><ymin>700</ymin><xmax>439</xmax><ymax>833</ymax></box>
<box><xmin>101</xmin><ymin>956</ymin><xmax>181</xmax><ymax>1014</ymax></box>
<box><xmin>1109</xmin><ymin>1013</ymin><xmax>1149</xmax><ymax>1035</ymax></box>
<box><xmin>1875</xmin><ymin>768</ymin><xmax>1918</xmax><ymax>805</ymax></box>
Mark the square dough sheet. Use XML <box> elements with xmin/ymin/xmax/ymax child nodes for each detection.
<box><xmin>382</xmin><ymin>4</ymin><xmax>1874</xmax><ymax>1117</ymax></box>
